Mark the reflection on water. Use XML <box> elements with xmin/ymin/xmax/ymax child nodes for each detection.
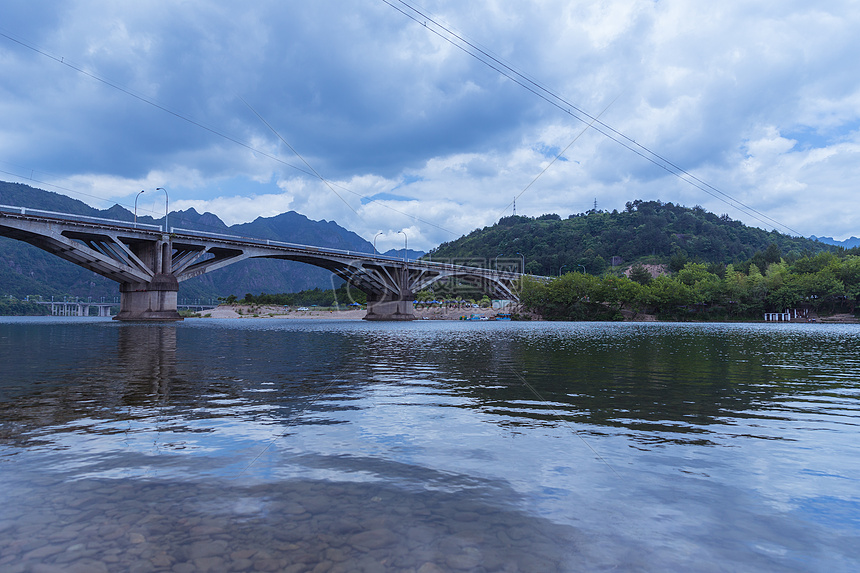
<box><xmin>1</xmin><ymin>318</ymin><xmax>860</xmax><ymax>571</ymax></box>
<box><xmin>2</xmin><ymin>473</ymin><xmax>581</xmax><ymax>573</ymax></box>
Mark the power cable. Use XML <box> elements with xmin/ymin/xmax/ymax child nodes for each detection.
<box><xmin>499</xmin><ymin>90</ymin><xmax>624</xmax><ymax>219</ymax></box>
<box><xmin>384</xmin><ymin>0</ymin><xmax>805</xmax><ymax>236</ymax></box>
<box><xmin>0</xmin><ymin>166</ymin><xmax>121</xmax><ymax>211</ymax></box>
<box><xmin>239</xmin><ymin>96</ymin><xmax>357</xmax><ymax>215</ymax></box>
<box><xmin>0</xmin><ymin>30</ymin><xmax>318</xmax><ymax>180</ymax></box>
<box><xmin>0</xmin><ymin>28</ymin><xmax>456</xmax><ymax>236</ymax></box>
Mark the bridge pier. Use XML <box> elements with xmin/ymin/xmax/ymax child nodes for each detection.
<box><xmin>114</xmin><ymin>274</ymin><xmax>183</xmax><ymax>321</ymax></box>
<box><xmin>363</xmin><ymin>291</ymin><xmax>416</xmax><ymax>321</ymax></box>
<box><xmin>1</xmin><ymin>207</ymin><xmax>524</xmax><ymax>323</ymax></box>
<box><xmin>364</xmin><ymin>299</ymin><xmax>416</xmax><ymax>321</ymax></box>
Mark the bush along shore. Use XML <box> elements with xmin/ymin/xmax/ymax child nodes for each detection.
<box><xmin>519</xmin><ymin>251</ymin><xmax>860</xmax><ymax>322</ymax></box>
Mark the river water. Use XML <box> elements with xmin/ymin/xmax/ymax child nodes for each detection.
<box><xmin>1</xmin><ymin>317</ymin><xmax>858</xmax><ymax>572</ymax></box>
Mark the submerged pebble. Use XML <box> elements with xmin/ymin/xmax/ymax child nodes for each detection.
<box><xmin>1</xmin><ymin>476</ymin><xmax>577</xmax><ymax>572</ymax></box>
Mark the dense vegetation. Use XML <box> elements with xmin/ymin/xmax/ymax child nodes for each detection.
<box><xmin>431</xmin><ymin>200</ymin><xmax>836</xmax><ymax>275</ymax></box>
<box><xmin>520</xmin><ymin>248</ymin><xmax>860</xmax><ymax>321</ymax></box>
<box><xmin>4</xmin><ymin>184</ymin><xmax>854</xmax><ymax>322</ymax></box>
<box><xmin>230</xmin><ymin>283</ymin><xmax>367</xmax><ymax>307</ymax></box>
<box><xmin>0</xmin><ymin>298</ymin><xmax>49</xmax><ymax>316</ymax></box>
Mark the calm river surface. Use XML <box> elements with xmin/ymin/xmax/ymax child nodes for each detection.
<box><xmin>1</xmin><ymin>317</ymin><xmax>859</xmax><ymax>572</ymax></box>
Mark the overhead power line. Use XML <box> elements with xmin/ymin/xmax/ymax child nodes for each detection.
<box><xmin>240</xmin><ymin>96</ymin><xmax>357</xmax><ymax>215</ymax></box>
<box><xmin>499</xmin><ymin>90</ymin><xmax>623</xmax><ymax>219</ymax></box>
<box><xmin>0</xmin><ymin>28</ymin><xmax>456</xmax><ymax>237</ymax></box>
<box><xmin>383</xmin><ymin>0</ymin><xmax>804</xmax><ymax>236</ymax></box>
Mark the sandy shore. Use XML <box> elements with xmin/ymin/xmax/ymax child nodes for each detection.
<box><xmin>195</xmin><ymin>304</ymin><xmax>513</xmax><ymax>320</ymax></box>
<box><xmin>189</xmin><ymin>305</ymin><xmax>858</xmax><ymax>323</ymax></box>
<box><xmin>199</xmin><ymin>305</ymin><xmax>364</xmax><ymax>319</ymax></box>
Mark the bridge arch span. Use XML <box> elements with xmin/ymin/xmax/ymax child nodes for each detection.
<box><xmin>1</xmin><ymin>206</ymin><xmax>525</xmax><ymax>321</ymax></box>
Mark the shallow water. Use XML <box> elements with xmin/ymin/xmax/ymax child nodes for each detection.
<box><xmin>1</xmin><ymin>317</ymin><xmax>859</xmax><ymax>572</ymax></box>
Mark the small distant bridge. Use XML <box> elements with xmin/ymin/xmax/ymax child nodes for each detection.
<box><xmin>32</xmin><ymin>300</ymin><xmax>114</xmax><ymax>317</ymax></box>
<box><xmin>0</xmin><ymin>205</ymin><xmax>525</xmax><ymax>321</ymax></box>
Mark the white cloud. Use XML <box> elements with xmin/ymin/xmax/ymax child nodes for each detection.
<box><xmin>1</xmin><ymin>0</ymin><xmax>859</xmax><ymax>245</ymax></box>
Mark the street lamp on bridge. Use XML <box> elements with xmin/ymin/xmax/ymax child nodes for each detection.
<box><xmin>516</xmin><ymin>252</ymin><xmax>525</xmax><ymax>274</ymax></box>
<box><xmin>134</xmin><ymin>190</ymin><xmax>145</xmax><ymax>225</ymax></box>
<box><xmin>155</xmin><ymin>187</ymin><xmax>169</xmax><ymax>232</ymax></box>
<box><xmin>373</xmin><ymin>232</ymin><xmax>383</xmax><ymax>254</ymax></box>
<box><xmin>398</xmin><ymin>230</ymin><xmax>408</xmax><ymax>261</ymax></box>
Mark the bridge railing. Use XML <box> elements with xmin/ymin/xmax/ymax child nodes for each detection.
<box><xmin>0</xmin><ymin>204</ymin><xmax>163</xmax><ymax>232</ymax></box>
<box><xmin>171</xmin><ymin>227</ymin><xmax>394</xmax><ymax>260</ymax></box>
<box><xmin>170</xmin><ymin>226</ymin><xmax>526</xmax><ymax>278</ymax></box>
<box><xmin>1</xmin><ymin>204</ymin><xmax>531</xmax><ymax>280</ymax></box>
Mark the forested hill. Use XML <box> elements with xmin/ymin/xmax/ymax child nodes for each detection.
<box><xmin>430</xmin><ymin>200</ymin><xmax>837</xmax><ymax>275</ymax></box>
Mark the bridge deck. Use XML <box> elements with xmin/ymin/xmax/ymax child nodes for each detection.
<box><xmin>1</xmin><ymin>204</ymin><xmax>538</xmax><ymax>320</ymax></box>
<box><xmin>0</xmin><ymin>203</ymin><xmax>526</xmax><ymax>281</ymax></box>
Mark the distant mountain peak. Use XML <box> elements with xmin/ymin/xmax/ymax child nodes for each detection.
<box><xmin>382</xmin><ymin>248</ymin><xmax>426</xmax><ymax>259</ymax></box>
<box><xmin>0</xmin><ymin>180</ymin><xmax>375</xmax><ymax>299</ymax></box>
<box><xmin>810</xmin><ymin>235</ymin><xmax>860</xmax><ymax>249</ymax></box>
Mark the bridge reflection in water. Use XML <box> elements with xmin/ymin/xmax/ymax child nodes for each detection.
<box><xmin>0</xmin><ymin>205</ymin><xmax>526</xmax><ymax>321</ymax></box>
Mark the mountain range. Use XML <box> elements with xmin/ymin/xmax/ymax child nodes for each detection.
<box><xmin>809</xmin><ymin>235</ymin><xmax>860</xmax><ymax>249</ymax></box>
<box><xmin>1</xmin><ymin>181</ymin><xmax>849</xmax><ymax>301</ymax></box>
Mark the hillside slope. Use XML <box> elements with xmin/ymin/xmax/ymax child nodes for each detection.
<box><xmin>431</xmin><ymin>200</ymin><xmax>836</xmax><ymax>275</ymax></box>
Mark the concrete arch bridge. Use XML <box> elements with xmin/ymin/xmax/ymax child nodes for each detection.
<box><xmin>0</xmin><ymin>205</ymin><xmax>524</xmax><ymax>321</ymax></box>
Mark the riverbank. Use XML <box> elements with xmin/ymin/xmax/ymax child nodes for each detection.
<box><xmin>197</xmin><ymin>304</ymin><xmax>517</xmax><ymax>320</ymax></box>
<box><xmin>201</xmin><ymin>305</ymin><xmax>364</xmax><ymax>319</ymax></box>
<box><xmin>192</xmin><ymin>305</ymin><xmax>857</xmax><ymax>323</ymax></box>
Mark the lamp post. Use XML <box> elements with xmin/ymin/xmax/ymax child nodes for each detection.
<box><xmin>398</xmin><ymin>230</ymin><xmax>408</xmax><ymax>261</ymax></box>
<box><xmin>134</xmin><ymin>190</ymin><xmax>145</xmax><ymax>225</ymax></box>
<box><xmin>495</xmin><ymin>253</ymin><xmax>504</xmax><ymax>271</ymax></box>
<box><xmin>155</xmin><ymin>187</ymin><xmax>169</xmax><ymax>232</ymax></box>
<box><xmin>373</xmin><ymin>232</ymin><xmax>383</xmax><ymax>254</ymax></box>
<box><xmin>578</xmin><ymin>264</ymin><xmax>586</xmax><ymax>274</ymax></box>
<box><xmin>559</xmin><ymin>264</ymin><xmax>567</xmax><ymax>276</ymax></box>
<box><xmin>516</xmin><ymin>252</ymin><xmax>525</xmax><ymax>274</ymax></box>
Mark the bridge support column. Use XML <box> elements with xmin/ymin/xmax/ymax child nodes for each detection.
<box><xmin>364</xmin><ymin>293</ymin><xmax>415</xmax><ymax>321</ymax></box>
<box><xmin>114</xmin><ymin>274</ymin><xmax>182</xmax><ymax>321</ymax></box>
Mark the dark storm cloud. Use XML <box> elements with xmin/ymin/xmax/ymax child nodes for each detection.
<box><xmin>1</xmin><ymin>0</ymin><xmax>859</xmax><ymax>248</ymax></box>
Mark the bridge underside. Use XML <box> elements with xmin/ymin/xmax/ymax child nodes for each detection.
<box><xmin>170</xmin><ymin>241</ymin><xmax>520</xmax><ymax>321</ymax></box>
<box><xmin>334</xmin><ymin>262</ymin><xmax>519</xmax><ymax>321</ymax></box>
<box><xmin>0</xmin><ymin>210</ymin><xmax>522</xmax><ymax>321</ymax></box>
<box><xmin>0</xmin><ymin>215</ymin><xmax>182</xmax><ymax>321</ymax></box>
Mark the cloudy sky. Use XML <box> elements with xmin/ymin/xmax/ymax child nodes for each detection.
<box><xmin>1</xmin><ymin>1</ymin><xmax>858</xmax><ymax>251</ymax></box>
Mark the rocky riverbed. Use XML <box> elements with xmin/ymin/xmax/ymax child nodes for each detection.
<box><xmin>1</xmin><ymin>475</ymin><xmax>582</xmax><ymax>572</ymax></box>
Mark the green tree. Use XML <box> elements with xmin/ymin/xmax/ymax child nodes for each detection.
<box><xmin>415</xmin><ymin>290</ymin><xmax>433</xmax><ymax>302</ymax></box>
<box><xmin>646</xmin><ymin>276</ymin><xmax>692</xmax><ymax>313</ymax></box>
<box><xmin>669</xmin><ymin>251</ymin><xmax>688</xmax><ymax>273</ymax></box>
<box><xmin>615</xmin><ymin>278</ymin><xmax>648</xmax><ymax>316</ymax></box>
<box><xmin>525</xmin><ymin>260</ymin><xmax>542</xmax><ymax>275</ymax></box>
<box><xmin>677</xmin><ymin>262</ymin><xmax>716</xmax><ymax>286</ymax></box>
<box><xmin>629</xmin><ymin>264</ymin><xmax>652</xmax><ymax>285</ymax></box>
